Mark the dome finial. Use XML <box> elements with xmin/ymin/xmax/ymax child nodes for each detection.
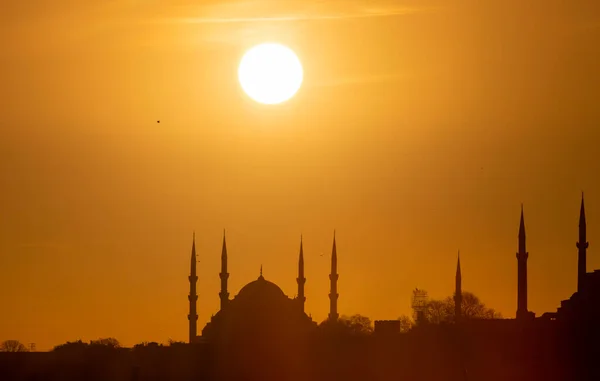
<box><xmin>259</xmin><ymin>264</ymin><xmax>263</xmax><ymax>279</ymax></box>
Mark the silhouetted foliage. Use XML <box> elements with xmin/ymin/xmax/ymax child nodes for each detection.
<box><xmin>133</xmin><ymin>342</ymin><xmax>163</xmax><ymax>350</ymax></box>
<box><xmin>167</xmin><ymin>338</ymin><xmax>186</xmax><ymax>346</ymax></box>
<box><xmin>0</xmin><ymin>340</ymin><xmax>28</xmax><ymax>352</ymax></box>
<box><xmin>52</xmin><ymin>339</ymin><xmax>88</xmax><ymax>352</ymax></box>
<box><xmin>458</xmin><ymin>292</ymin><xmax>502</xmax><ymax>319</ymax></box>
<box><xmin>426</xmin><ymin>299</ymin><xmax>454</xmax><ymax>324</ymax></box>
<box><xmin>89</xmin><ymin>337</ymin><xmax>120</xmax><ymax>348</ymax></box>
<box><xmin>341</xmin><ymin>314</ymin><xmax>373</xmax><ymax>335</ymax></box>
<box><xmin>412</xmin><ymin>290</ymin><xmax>502</xmax><ymax>324</ymax></box>
<box><xmin>397</xmin><ymin>315</ymin><xmax>415</xmax><ymax>333</ymax></box>
<box><xmin>318</xmin><ymin>314</ymin><xmax>373</xmax><ymax>336</ymax></box>
<box><xmin>52</xmin><ymin>338</ymin><xmax>121</xmax><ymax>354</ymax></box>
<box><xmin>3</xmin><ymin>323</ymin><xmax>600</xmax><ymax>381</ymax></box>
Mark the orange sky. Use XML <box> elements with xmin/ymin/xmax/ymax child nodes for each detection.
<box><xmin>1</xmin><ymin>0</ymin><xmax>600</xmax><ymax>350</ymax></box>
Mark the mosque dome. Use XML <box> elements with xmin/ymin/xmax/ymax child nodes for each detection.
<box><xmin>201</xmin><ymin>272</ymin><xmax>316</xmax><ymax>342</ymax></box>
<box><xmin>236</xmin><ymin>275</ymin><xmax>286</xmax><ymax>301</ymax></box>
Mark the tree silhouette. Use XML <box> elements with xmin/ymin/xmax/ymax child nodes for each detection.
<box><xmin>426</xmin><ymin>299</ymin><xmax>454</xmax><ymax>324</ymax></box>
<box><xmin>412</xmin><ymin>290</ymin><xmax>502</xmax><ymax>324</ymax></box>
<box><xmin>133</xmin><ymin>341</ymin><xmax>163</xmax><ymax>349</ymax></box>
<box><xmin>90</xmin><ymin>337</ymin><xmax>120</xmax><ymax>348</ymax></box>
<box><xmin>52</xmin><ymin>338</ymin><xmax>121</xmax><ymax>353</ymax></box>
<box><xmin>318</xmin><ymin>314</ymin><xmax>373</xmax><ymax>336</ymax></box>
<box><xmin>52</xmin><ymin>340</ymin><xmax>88</xmax><ymax>352</ymax></box>
<box><xmin>340</xmin><ymin>314</ymin><xmax>373</xmax><ymax>335</ymax></box>
<box><xmin>0</xmin><ymin>340</ymin><xmax>28</xmax><ymax>352</ymax></box>
<box><xmin>397</xmin><ymin>315</ymin><xmax>415</xmax><ymax>333</ymax></box>
<box><xmin>458</xmin><ymin>292</ymin><xmax>501</xmax><ymax>319</ymax></box>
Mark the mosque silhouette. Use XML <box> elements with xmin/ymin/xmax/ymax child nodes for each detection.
<box><xmin>1</xmin><ymin>197</ymin><xmax>600</xmax><ymax>381</ymax></box>
<box><xmin>187</xmin><ymin>195</ymin><xmax>600</xmax><ymax>346</ymax></box>
<box><xmin>187</xmin><ymin>232</ymin><xmax>327</xmax><ymax>345</ymax></box>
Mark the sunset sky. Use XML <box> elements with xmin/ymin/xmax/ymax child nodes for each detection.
<box><xmin>1</xmin><ymin>0</ymin><xmax>599</xmax><ymax>350</ymax></box>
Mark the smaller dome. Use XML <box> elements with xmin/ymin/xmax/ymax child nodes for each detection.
<box><xmin>236</xmin><ymin>275</ymin><xmax>286</xmax><ymax>300</ymax></box>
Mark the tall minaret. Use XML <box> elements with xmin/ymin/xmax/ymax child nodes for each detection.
<box><xmin>577</xmin><ymin>193</ymin><xmax>588</xmax><ymax>293</ymax></box>
<box><xmin>219</xmin><ymin>230</ymin><xmax>229</xmax><ymax>310</ymax></box>
<box><xmin>188</xmin><ymin>233</ymin><xmax>198</xmax><ymax>343</ymax></box>
<box><xmin>297</xmin><ymin>235</ymin><xmax>306</xmax><ymax>313</ymax></box>
<box><xmin>455</xmin><ymin>251</ymin><xmax>462</xmax><ymax>323</ymax></box>
<box><xmin>328</xmin><ymin>232</ymin><xmax>339</xmax><ymax>322</ymax></box>
<box><xmin>516</xmin><ymin>205</ymin><xmax>529</xmax><ymax>320</ymax></box>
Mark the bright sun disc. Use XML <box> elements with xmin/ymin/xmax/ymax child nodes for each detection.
<box><xmin>238</xmin><ymin>43</ymin><xmax>303</xmax><ymax>105</ymax></box>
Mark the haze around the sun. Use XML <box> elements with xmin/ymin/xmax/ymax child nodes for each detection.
<box><xmin>1</xmin><ymin>0</ymin><xmax>600</xmax><ymax>350</ymax></box>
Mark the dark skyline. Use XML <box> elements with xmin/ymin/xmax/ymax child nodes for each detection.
<box><xmin>184</xmin><ymin>194</ymin><xmax>592</xmax><ymax>343</ymax></box>
<box><xmin>1</xmin><ymin>0</ymin><xmax>600</xmax><ymax>350</ymax></box>
<box><xmin>3</xmin><ymin>200</ymin><xmax>600</xmax><ymax>380</ymax></box>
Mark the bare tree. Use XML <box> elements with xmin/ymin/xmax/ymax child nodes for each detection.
<box><xmin>426</xmin><ymin>299</ymin><xmax>454</xmax><ymax>324</ymax></box>
<box><xmin>397</xmin><ymin>315</ymin><xmax>415</xmax><ymax>333</ymax></box>
<box><xmin>0</xmin><ymin>340</ymin><xmax>29</xmax><ymax>352</ymax></box>
<box><xmin>341</xmin><ymin>314</ymin><xmax>373</xmax><ymax>335</ymax></box>
<box><xmin>412</xmin><ymin>290</ymin><xmax>502</xmax><ymax>324</ymax></box>
<box><xmin>455</xmin><ymin>292</ymin><xmax>502</xmax><ymax>320</ymax></box>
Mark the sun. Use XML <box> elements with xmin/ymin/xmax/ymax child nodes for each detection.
<box><xmin>238</xmin><ymin>43</ymin><xmax>304</xmax><ymax>105</ymax></box>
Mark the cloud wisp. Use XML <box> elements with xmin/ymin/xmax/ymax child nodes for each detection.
<box><xmin>152</xmin><ymin>0</ymin><xmax>437</xmax><ymax>25</ymax></box>
<box><xmin>168</xmin><ymin>9</ymin><xmax>424</xmax><ymax>25</ymax></box>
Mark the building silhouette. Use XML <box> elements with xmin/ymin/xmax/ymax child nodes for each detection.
<box><xmin>3</xmin><ymin>196</ymin><xmax>600</xmax><ymax>381</ymax></box>
<box><xmin>219</xmin><ymin>231</ymin><xmax>229</xmax><ymax>311</ymax></box>
<box><xmin>455</xmin><ymin>251</ymin><xmax>462</xmax><ymax>322</ymax></box>
<box><xmin>185</xmin><ymin>195</ymin><xmax>600</xmax><ymax>339</ymax></box>
<box><xmin>541</xmin><ymin>194</ymin><xmax>600</xmax><ymax>323</ymax></box>
<box><xmin>577</xmin><ymin>195</ymin><xmax>588</xmax><ymax>293</ymax></box>
<box><xmin>189</xmin><ymin>234</ymin><xmax>345</xmax><ymax>344</ymax></box>
<box><xmin>297</xmin><ymin>236</ymin><xmax>306</xmax><ymax>314</ymax></box>
<box><xmin>328</xmin><ymin>232</ymin><xmax>339</xmax><ymax>322</ymax></box>
<box><xmin>516</xmin><ymin>205</ymin><xmax>534</xmax><ymax>320</ymax></box>
<box><xmin>187</xmin><ymin>232</ymin><xmax>198</xmax><ymax>344</ymax></box>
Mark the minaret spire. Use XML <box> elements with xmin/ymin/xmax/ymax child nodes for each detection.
<box><xmin>519</xmin><ymin>204</ymin><xmax>526</xmax><ymax>253</ymax></box>
<box><xmin>188</xmin><ymin>232</ymin><xmax>198</xmax><ymax>343</ymax></box>
<box><xmin>577</xmin><ymin>193</ymin><xmax>588</xmax><ymax>292</ymax></box>
<box><xmin>328</xmin><ymin>231</ymin><xmax>339</xmax><ymax>322</ymax></box>
<box><xmin>297</xmin><ymin>235</ymin><xmax>306</xmax><ymax>313</ymax></box>
<box><xmin>219</xmin><ymin>230</ymin><xmax>229</xmax><ymax>310</ymax></box>
<box><xmin>455</xmin><ymin>250</ymin><xmax>462</xmax><ymax>323</ymax></box>
<box><xmin>516</xmin><ymin>205</ymin><xmax>529</xmax><ymax>320</ymax></box>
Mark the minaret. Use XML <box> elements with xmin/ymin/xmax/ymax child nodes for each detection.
<box><xmin>455</xmin><ymin>251</ymin><xmax>462</xmax><ymax>323</ymax></box>
<box><xmin>516</xmin><ymin>205</ymin><xmax>529</xmax><ymax>320</ymax></box>
<box><xmin>328</xmin><ymin>231</ymin><xmax>339</xmax><ymax>322</ymax></box>
<box><xmin>188</xmin><ymin>233</ymin><xmax>198</xmax><ymax>343</ymax></box>
<box><xmin>577</xmin><ymin>193</ymin><xmax>588</xmax><ymax>292</ymax></box>
<box><xmin>297</xmin><ymin>235</ymin><xmax>306</xmax><ymax>313</ymax></box>
<box><xmin>219</xmin><ymin>230</ymin><xmax>229</xmax><ymax>310</ymax></box>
